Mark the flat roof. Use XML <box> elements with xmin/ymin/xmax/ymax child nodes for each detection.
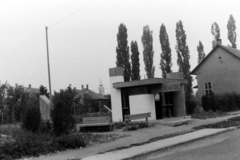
<box><xmin>113</xmin><ymin>78</ymin><xmax>188</xmax><ymax>88</ymax></box>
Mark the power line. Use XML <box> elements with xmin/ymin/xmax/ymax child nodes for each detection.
<box><xmin>48</xmin><ymin>0</ymin><xmax>94</xmax><ymax>28</ymax></box>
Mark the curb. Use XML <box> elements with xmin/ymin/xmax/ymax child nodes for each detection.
<box><xmin>123</xmin><ymin>127</ymin><xmax>238</xmax><ymax>160</ymax></box>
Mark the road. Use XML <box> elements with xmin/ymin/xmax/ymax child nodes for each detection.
<box><xmin>132</xmin><ymin>128</ymin><xmax>240</xmax><ymax>160</ymax></box>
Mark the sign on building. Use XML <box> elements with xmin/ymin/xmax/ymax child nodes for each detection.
<box><xmin>162</xmin><ymin>83</ymin><xmax>181</xmax><ymax>92</ymax></box>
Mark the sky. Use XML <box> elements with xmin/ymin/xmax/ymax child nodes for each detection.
<box><xmin>0</xmin><ymin>0</ymin><xmax>240</xmax><ymax>94</ymax></box>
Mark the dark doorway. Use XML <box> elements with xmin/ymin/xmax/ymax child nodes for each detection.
<box><xmin>155</xmin><ymin>92</ymin><xmax>174</xmax><ymax>119</ymax></box>
<box><xmin>155</xmin><ymin>93</ymin><xmax>163</xmax><ymax>119</ymax></box>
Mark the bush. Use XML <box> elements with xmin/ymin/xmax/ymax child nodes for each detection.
<box><xmin>186</xmin><ymin>99</ymin><xmax>197</xmax><ymax>115</ymax></box>
<box><xmin>22</xmin><ymin>105</ymin><xmax>41</xmax><ymax>133</ymax></box>
<box><xmin>0</xmin><ymin>130</ymin><xmax>86</xmax><ymax>160</ymax></box>
<box><xmin>55</xmin><ymin>134</ymin><xmax>86</xmax><ymax>149</ymax></box>
<box><xmin>215</xmin><ymin>92</ymin><xmax>240</xmax><ymax>112</ymax></box>
<box><xmin>51</xmin><ymin>86</ymin><xmax>76</xmax><ymax>136</ymax></box>
<box><xmin>201</xmin><ymin>95</ymin><xmax>210</xmax><ymax>111</ymax></box>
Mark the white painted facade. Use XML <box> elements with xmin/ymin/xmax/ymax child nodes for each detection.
<box><xmin>129</xmin><ymin>94</ymin><xmax>156</xmax><ymax>121</ymax></box>
<box><xmin>109</xmin><ymin>75</ymin><xmax>124</xmax><ymax>122</ymax></box>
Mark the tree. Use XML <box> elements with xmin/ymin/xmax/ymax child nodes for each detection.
<box><xmin>211</xmin><ymin>22</ymin><xmax>220</xmax><ymax>48</ymax></box>
<box><xmin>175</xmin><ymin>20</ymin><xmax>193</xmax><ymax>112</ymax></box>
<box><xmin>51</xmin><ymin>86</ymin><xmax>76</xmax><ymax>136</ymax></box>
<box><xmin>141</xmin><ymin>25</ymin><xmax>155</xmax><ymax>78</ymax></box>
<box><xmin>159</xmin><ymin>23</ymin><xmax>172</xmax><ymax>78</ymax></box>
<box><xmin>116</xmin><ymin>23</ymin><xmax>131</xmax><ymax>81</ymax></box>
<box><xmin>227</xmin><ymin>14</ymin><xmax>237</xmax><ymax>48</ymax></box>
<box><xmin>197</xmin><ymin>41</ymin><xmax>205</xmax><ymax>64</ymax></box>
<box><xmin>39</xmin><ymin>85</ymin><xmax>49</xmax><ymax>98</ymax></box>
<box><xmin>130</xmin><ymin>41</ymin><xmax>140</xmax><ymax>80</ymax></box>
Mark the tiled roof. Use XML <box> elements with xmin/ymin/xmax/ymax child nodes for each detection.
<box><xmin>75</xmin><ymin>88</ymin><xmax>107</xmax><ymax>100</ymax></box>
<box><xmin>24</xmin><ymin>87</ymin><xmax>40</xmax><ymax>94</ymax></box>
<box><xmin>220</xmin><ymin>45</ymin><xmax>240</xmax><ymax>58</ymax></box>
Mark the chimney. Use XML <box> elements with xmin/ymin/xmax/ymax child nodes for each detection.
<box><xmin>86</xmin><ymin>84</ymin><xmax>88</xmax><ymax>90</ymax></box>
<box><xmin>81</xmin><ymin>85</ymin><xmax>84</xmax><ymax>90</ymax></box>
<box><xmin>29</xmin><ymin>84</ymin><xmax>31</xmax><ymax>89</ymax></box>
<box><xmin>216</xmin><ymin>39</ymin><xmax>222</xmax><ymax>45</ymax></box>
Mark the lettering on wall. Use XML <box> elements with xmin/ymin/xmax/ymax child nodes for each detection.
<box><xmin>162</xmin><ymin>83</ymin><xmax>181</xmax><ymax>92</ymax></box>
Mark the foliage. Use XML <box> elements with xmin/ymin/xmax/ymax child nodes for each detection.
<box><xmin>185</xmin><ymin>98</ymin><xmax>197</xmax><ymax>115</ymax></box>
<box><xmin>227</xmin><ymin>14</ymin><xmax>237</xmax><ymax>48</ymax></box>
<box><xmin>51</xmin><ymin>86</ymin><xmax>76</xmax><ymax>136</ymax></box>
<box><xmin>124</xmin><ymin>122</ymin><xmax>149</xmax><ymax>131</ymax></box>
<box><xmin>159</xmin><ymin>23</ymin><xmax>172</xmax><ymax>78</ymax></box>
<box><xmin>197</xmin><ymin>41</ymin><xmax>205</xmax><ymax>64</ymax></box>
<box><xmin>55</xmin><ymin>134</ymin><xmax>86</xmax><ymax>149</ymax></box>
<box><xmin>193</xmin><ymin>117</ymin><xmax>240</xmax><ymax>130</ymax></box>
<box><xmin>175</xmin><ymin>20</ymin><xmax>193</xmax><ymax>104</ymax></box>
<box><xmin>39</xmin><ymin>85</ymin><xmax>49</xmax><ymax>98</ymax></box>
<box><xmin>191</xmin><ymin>111</ymin><xmax>227</xmax><ymax>119</ymax></box>
<box><xmin>130</xmin><ymin>41</ymin><xmax>141</xmax><ymax>80</ymax></box>
<box><xmin>0</xmin><ymin>130</ymin><xmax>86</xmax><ymax>160</ymax></box>
<box><xmin>142</xmin><ymin>25</ymin><xmax>155</xmax><ymax>78</ymax></box>
<box><xmin>211</xmin><ymin>22</ymin><xmax>220</xmax><ymax>48</ymax></box>
<box><xmin>215</xmin><ymin>92</ymin><xmax>240</xmax><ymax>112</ymax></box>
<box><xmin>22</xmin><ymin>105</ymin><xmax>41</xmax><ymax>133</ymax></box>
<box><xmin>201</xmin><ymin>95</ymin><xmax>209</xmax><ymax>111</ymax></box>
<box><xmin>116</xmin><ymin>23</ymin><xmax>131</xmax><ymax>81</ymax></box>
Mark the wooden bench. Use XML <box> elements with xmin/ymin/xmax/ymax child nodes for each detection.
<box><xmin>124</xmin><ymin>112</ymin><xmax>151</xmax><ymax>124</ymax></box>
<box><xmin>79</xmin><ymin>116</ymin><xmax>112</xmax><ymax>131</ymax></box>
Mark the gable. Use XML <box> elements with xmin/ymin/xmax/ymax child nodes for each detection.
<box><xmin>191</xmin><ymin>45</ymin><xmax>240</xmax><ymax>75</ymax></box>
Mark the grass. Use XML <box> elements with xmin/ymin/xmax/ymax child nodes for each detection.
<box><xmin>191</xmin><ymin>111</ymin><xmax>228</xmax><ymax>119</ymax></box>
<box><xmin>193</xmin><ymin>116</ymin><xmax>240</xmax><ymax>130</ymax></box>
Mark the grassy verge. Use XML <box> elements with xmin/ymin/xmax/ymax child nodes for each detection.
<box><xmin>191</xmin><ymin>111</ymin><xmax>228</xmax><ymax>119</ymax></box>
<box><xmin>193</xmin><ymin>116</ymin><xmax>240</xmax><ymax>130</ymax></box>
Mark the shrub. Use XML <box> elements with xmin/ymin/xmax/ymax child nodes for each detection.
<box><xmin>22</xmin><ymin>105</ymin><xmax>41</xmax><ymax>133</ymax></box>
<box><xmin>186</xmin><ymin>99</ymin><xmax>197</xmax><ymax>115</ymax></box>
<box><xmin>55</xmin><ymin>134</ymin><xmax>86</xmax><ymax>149</ymax></box>
<box><xmin>51</xmin><ymin>86</ymin><xmax>76</xmax><ymax>136</ymax></box>
<box><xmin>201</xmin><ymin>95</ymin><xmax>210</xmax><ymax>111</ymax></box>
<box><xmin>215</xmin><ymin>92</ymin><xmax>240</xmax><ymax>112</ymax></box>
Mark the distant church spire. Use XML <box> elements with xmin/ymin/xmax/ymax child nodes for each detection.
<box><xmin>98</xmin><ymin>79</ymin><xmax>105</xmax><ymax>95</ymax></box>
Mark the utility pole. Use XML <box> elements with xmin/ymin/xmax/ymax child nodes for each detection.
<box><xmin>45</xmin><ymin>26</ymin><xmax>52</xmax><ymax>104</ymax></box>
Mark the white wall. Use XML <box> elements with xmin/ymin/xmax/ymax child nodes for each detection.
<box><xmin>129</xmin><ymin>94</ymin><xmax>156</xmax><ymax>121</ymax></box>
<box><xmin>109</xmin><ymin>76</ymin><xmax>124</xmax><ymax>122</ymax></box>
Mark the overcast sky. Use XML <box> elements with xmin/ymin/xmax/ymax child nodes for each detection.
<box><xmin>1</xmin><ymin>0</ymin><xmax>240</xmax><ymax>94</ymax></box>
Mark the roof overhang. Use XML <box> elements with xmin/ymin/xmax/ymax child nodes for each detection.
<box><xmin>113</xmin><ymin>78</ymin><xmax>188</xmax><ymax>89</ymax></box>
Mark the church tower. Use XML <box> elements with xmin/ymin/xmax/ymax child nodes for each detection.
<box><xmin>98</xmin><ymin>79</ymin><xmax>105</xmax><ymax>96</ymax></box>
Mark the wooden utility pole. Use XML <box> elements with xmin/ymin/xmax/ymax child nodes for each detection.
<box><xmin>45</xmin><ymin>26</ymin><xmax>52</xmax><ymax>104</ymax></box>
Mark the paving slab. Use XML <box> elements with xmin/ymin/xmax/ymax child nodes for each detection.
<box><xmin>82</xmin><ymin>128</ymin><xmax>234</xmax><ymax>160</ymax></box>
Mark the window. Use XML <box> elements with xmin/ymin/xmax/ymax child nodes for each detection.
<box><xmin>204</xmin><ymin>82</ymin><xmax>212</xmax><ymax>95</ymax></box>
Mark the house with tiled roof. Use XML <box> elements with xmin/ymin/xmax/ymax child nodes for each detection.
<box><xmin>74</xmin><ymin>85</ymin><xmax>110</xmax><ymax>115</ymax></box>
<box><xmin>191</xmin><ymin>39</ymin><xmax>240</xmax><ymax>100</ymax></box>
<box><xmin>23</xmin><ymin>84</ymin><xmax>39</xmax><ymax>99</ymax></box>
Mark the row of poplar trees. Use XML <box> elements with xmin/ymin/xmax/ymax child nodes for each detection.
<box><xmin>116</xmin><ymin>14</ymin><xmax>236</xmax><ymax>113</ymax></box>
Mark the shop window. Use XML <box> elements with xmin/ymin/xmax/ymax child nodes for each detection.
<box><xmin>204</xmin><ymin>82</ymin><xmax>212</xmax><ymax>95</ymax></box>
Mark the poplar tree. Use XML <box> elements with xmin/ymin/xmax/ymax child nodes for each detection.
<box><xmin>175</xmin><ymin>20</ymin><xmax>193</xmax><ymax>106</ymax></box>
<box><xmin>130</xmin><ymin>41</ymin><xmax>140</xmax><ymax>80</ymax></box>
<box><xmin>211</xmin><ymin>22</ymin><xmax>221</xmax><ymax>48</ymax></box>
<box><xmin>141</xmin><ymin>25</ymin><xmax>155</xmax><ymax>78</ymax></box>
<box><xmin>159</xmin><ymin>23</ymin><xmax>172</xmax><ymax>78</ymax></box>
<box><xmin>227</xmin><ymin>14</ymin><xmax>237</xmax><ymax>48</ymax></box>
<box><xmin>197</xmin><ymin>41</ymin><xmax>205</xmax><ymax>64</ymax></box>
<box><xmin>116</xmin><ymin>23</ymin><xmax>131</xmax><ymax>81</ymax></box>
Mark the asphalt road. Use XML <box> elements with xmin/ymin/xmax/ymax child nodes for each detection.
<box><xmin>133</xmin><ymin>128</ymin><xmax>240</xmax><ymax>160</ymax></box>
